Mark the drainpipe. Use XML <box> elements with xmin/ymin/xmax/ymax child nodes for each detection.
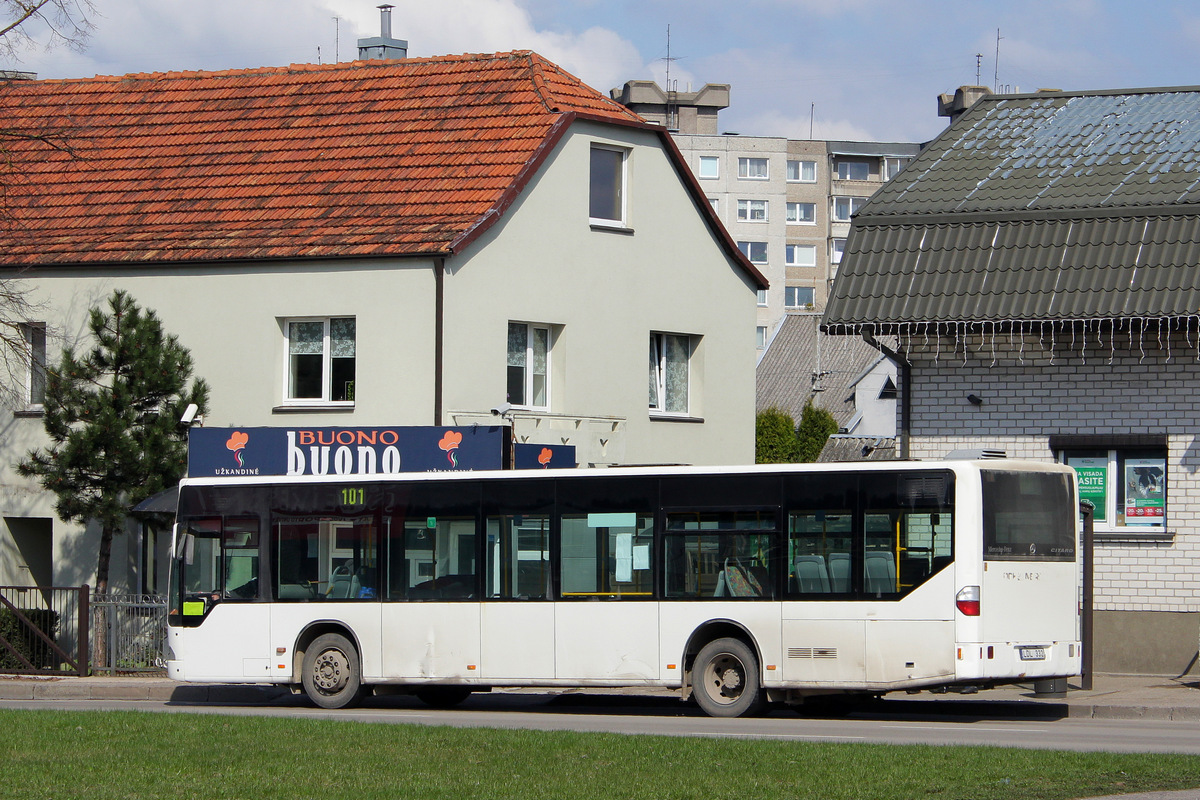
<box><xmin>434</xmin><ymin>258</ymin><xmax>444</xmax><ymax>425</ymax></box>
<box><xmin>862</xmin><ymin>332</ymin><xmax>911</xmax><ymax>459</ymax></box>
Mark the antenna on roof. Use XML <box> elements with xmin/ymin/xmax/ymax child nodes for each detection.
<box><xmin>333</xmin><ymin>16</ymin><xmax>340</xmax><ymax>62</ymax></box>
<box><xmin>975</xmin><ymin>53</ymin><xmax>983</xmax><ymax>85</ymax></box>
<box><xmin>993</xmin><ymin>28</ymin><xmax>1003</xmax><ymax>91</ymax></box>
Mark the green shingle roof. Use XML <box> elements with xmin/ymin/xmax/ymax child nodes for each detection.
<box><xmin>823</xmin><ymin>87</ymin><xmax>1200</xmax><ymax>333</ymax></box>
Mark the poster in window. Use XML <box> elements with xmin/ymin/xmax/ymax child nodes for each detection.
<box><xmin>1067</xmin><ymin>456</ymin><xmax>1107</xmax><ymax>523</ymax></box>
<box><xmin>1124</xmin><ymin>457</ymin><xmax>1165</xmax><ymax>525</ymax></box>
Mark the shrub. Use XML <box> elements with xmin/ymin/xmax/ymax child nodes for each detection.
<box><xmin>756</xmin><ymin>408</ymin><xmax>800</xmax><ymax>463</ymax></box>
<box><xmin>0</xmin><ymin>608</ymin><xmax>61</xmax><ymax>671</ymax></box>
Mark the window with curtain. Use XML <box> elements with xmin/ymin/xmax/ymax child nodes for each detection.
<box><xmin>285</xmin><ymin>317</ymin><xmax>356</xmax><ymax>404</ymax></box>
<box><xmin>507</xmin><ymin>322</ymin><xmax>550</xmax><ymax>409</ymax></box>
<box><xmin>649</xmin><ymin>332</ymin><xmax>691</xmax><ymax>415</ymax></box>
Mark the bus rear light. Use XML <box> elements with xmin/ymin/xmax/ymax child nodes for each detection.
<box><xmin>987</xmin><ymin>646</ymin><xmax>994</xmax><ymax>659</ymax></box>
<box><xmin>956</xmin><ymin>586</ymin><xmax>980</xmax><ymax>616</ymax></box>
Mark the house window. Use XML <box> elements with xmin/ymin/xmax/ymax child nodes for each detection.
<box><xmin>649</xmin><ymin>332</ymin><xmax>691</xmax><ymax>415</ymax></box>
<box><xmin>831</xmin><ymin>238</ymin><xmax>846</xmax><ymax>264</ymax></box>
<box><xmin>507</xmin><ymin>322</ymin><xmax>550</xmax><ymax>409</ymax></box>
<box><xmin>836</xmin><ymin>160</ymin><xmax>871</xmax><ymax>181</ymax></box>
<box><xmin>756</xmin><ymin>289</ymin><xmax>768</xmax><ymax>306</ymax></box>
<box><xmin>756</xmin><ymin>326</ymin><xmax>767</xmax><ymax>349</ymax></box>
<box><xmin>737</xmin><ymin>241</ymin><xmax>768</xmax><ymax>264</ymax></box>
<box><xmin>787</xmin><ymin>160</ymin><xmax>816</xmax><ymax>182</ymax></box>
<box><xmin>708</xmin><ymin>197</ymin><xmax>719</xmax><ymax>214</ymax></box>
<box><xmin>785</xmin><ymin>286</ymin><xmax>814</xmax><ymax>308</ymax></box>
<box><xmin>590</xmin><ymin>145</ymin><xmax>627</xmax><ymax>225</ymax></box>
<box><xmin>737</xmin><ymin>157</ymin><xmax>769</xmax><ymax>179</ymax></box>
<box><xmin>787</xmin><ymin>202</ymin><xmax>816</xmax><ymax>224</ymax></box>
<box><xmin>737</xmin><ymin>199</ymin><xmax>768</xmax><ymax>222</ymax></box>
<box><xmin>1060</xmin><ymin>445</ymin><xmax>1167</xmax><ymax>528</ymax></box>
<box><xmin>833</xmin><ymin>196</ymin><xmax>867</xmax><ymax>222</ymax></box>
<box><xmin>786</xmin><ymin>244</ymin><xmax>817</xmax><ymax>267</ymax></box>
<box><xmin>23</xmin><ymin>322</ymin><xmax>46</xmax><ymax>408</ymax></box>
<box><xmin>698</xmin><ymin>156</ymin><xmax>719</xmax><ymax>179</ymax></box>
<box><xmin>285</xmin><ymin>317</ymin><xmax>356</xmax><ymax>404</ymax></box>
<box><xmin>885</xmin><ymin>157</ymin><xmax>908</xmax><ymax>180</ymax></box>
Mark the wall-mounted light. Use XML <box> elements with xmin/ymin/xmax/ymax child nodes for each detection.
<box><xmin>966</xmin><ymin>393</ymin><xmax>983</xmax><ymax>406</ymax></box>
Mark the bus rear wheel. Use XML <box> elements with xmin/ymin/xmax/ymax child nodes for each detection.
<box><xmin>302</xmin><ymin>633</ymin><xmax>365</xmax><ymax>709</ymax></box>
<box><xmin>693</xmin><ymin>637</ymin><xmax>765</xmax><ymax>718</ymax></box>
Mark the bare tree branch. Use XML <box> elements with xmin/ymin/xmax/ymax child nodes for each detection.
<box><xmin>0</xmin><ymin>1</ymin><xmax>95</xmax><ymax>60</ymax></box>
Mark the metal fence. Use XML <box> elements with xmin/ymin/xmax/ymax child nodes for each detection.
<box><xmin>0</xmin><ymin>585</ymin><xmax>89</xmax><ymax>676</ymax></box>
<box><xmin>90</xmin><ymin>593</ymin><xmax>168</xmax><ymax>675</ymax></box>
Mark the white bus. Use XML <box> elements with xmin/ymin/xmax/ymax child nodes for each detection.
<box><xmin>165</xmin><ymin>460</ymin><xmax>1081</xmax><ymax>717</ymax></box>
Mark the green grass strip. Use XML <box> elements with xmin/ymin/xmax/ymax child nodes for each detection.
<box><xmin>1</xmin><ymin>708</ymin><xmax>1199</xmax><ymax>800</ymax></box>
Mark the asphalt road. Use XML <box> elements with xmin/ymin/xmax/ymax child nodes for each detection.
<box><xmin>3</xmin><ymin>691</ymin><xmax>1200</xmax><ymax>754</ymax></box>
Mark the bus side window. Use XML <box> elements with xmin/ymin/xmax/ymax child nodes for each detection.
<box><xmin>486</xmin><ymin>515</ymin><xmax>550</xmax><ymax>600</ymax></box>
<box><xmin>390</xmin><ymin>516</ymin><xmax>477</xmax><ymax>600</ymax></box>
<box><xmin>786</xmin><ymin>511</ymin><xmax>852</xmax><ymax>596</ymax></box>
<box><xmin>559</xmin><ymin>513</ymin><xmax>653</xmax><ymax>599</ymax></box>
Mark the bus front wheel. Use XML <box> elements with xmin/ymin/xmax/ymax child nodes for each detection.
<box><xmin>302</xmin><ymin>633</ymin><xmax>365</xmax><ymax>709</ymax></box>
<box><xmin>693</xmin><ymin>637</ymin><xmax>765</xmax><ymax>718</ymax></box>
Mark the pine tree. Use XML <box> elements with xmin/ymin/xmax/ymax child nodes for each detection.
<box><xmin>18</xmin><ymin>290</ymin><xmax>209</xmax><ymax>595</ymax></box>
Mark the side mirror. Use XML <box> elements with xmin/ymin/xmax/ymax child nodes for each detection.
<box><xmin>176</xmin><ymin>531</ymin><xmax>195</xmax><ymax>565</ymax></box>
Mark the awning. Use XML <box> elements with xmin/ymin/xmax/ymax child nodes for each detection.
<box><xmin>131</xmin><ymin>485</ymin><xmax>179</xmax><ymax>514</ymax></box>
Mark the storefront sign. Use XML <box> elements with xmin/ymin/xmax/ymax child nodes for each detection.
<box><xmin>187</xmin><ymin>426</ymin><xmax>507</xmax><ymax>478</ymax></box>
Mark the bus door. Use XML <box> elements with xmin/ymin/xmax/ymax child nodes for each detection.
<box><xmin>555</xmin><ymin>511</ymin><xmax>658</xmax><ymax>681</ymax></box>
<box><xmin>480</xmin><ymin>512</ymin><xmax>555</xmax><ymax>680</ymax></box>
<box><xmin>381</xmin><ymin>514</ymin><xmax>481</xmax><ymax>680</ymax></box>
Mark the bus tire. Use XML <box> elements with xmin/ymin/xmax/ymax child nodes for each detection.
<box><xmin>415</xmin><ymin>686</ymin><xmax>473</xmax><ymax>708</ymax></box>
<box><xmin>302</xmin><ymin>633</ymin><xmax>365</xmax><ymax>709</ymax></box>
<box><xmin>693</xmin><ymin>637</ymin><xmax>765</xmax><ymax>718</ymax></box>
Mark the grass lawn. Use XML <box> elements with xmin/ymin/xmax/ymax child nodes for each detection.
<box><xmin>2</xmin><ymin>708</ymin><xmax>1199</xmax><ymax>800</ymax></box>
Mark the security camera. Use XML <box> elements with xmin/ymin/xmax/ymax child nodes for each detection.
<box><xmin>180</xmin><ymin>403</ymin><xmax>199</xmax><ymax>426</ymax></box>
<box><xmin>490</xmin><ymin>402</ymin><xmax>512</xmax><ymax>417</ymax></box>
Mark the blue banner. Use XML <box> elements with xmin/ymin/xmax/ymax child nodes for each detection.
<box><xmin>513</xmin><ymin>442</ymin><xmax>577</xmax><ymax>470</ymax></box>
<box><xmin>188</xmin><ymin>426</ymin><xmax>507</xmax><ymax>478</ymax></box>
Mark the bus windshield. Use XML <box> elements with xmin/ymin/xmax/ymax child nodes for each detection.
<box><xmin>981</xmin><ymin>469</ymin><xmax>1075</xmax><ymax>561</ymax></box>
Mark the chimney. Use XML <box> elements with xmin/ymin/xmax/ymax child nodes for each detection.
<box><xmin>937</xmin><ymin>85</ymin><xmax>990</xmax><ymax>125</ymax></box>
<box><xmin>357</xmin><ymin>4</ymin><xmax>408</xmax><ymax>61</ymax></box>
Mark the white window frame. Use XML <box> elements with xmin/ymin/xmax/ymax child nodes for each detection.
<box><xmin>507</xmin><ymin>322</ymin><xmax>551</xmax><ymax>410</ymax></box>
<box><xmin>784</xmin><ymin>286</ymin><xmax>814</xmax><ymax>309</ymax></box>
<box><xmin>737</xmin><ymin>199</ymin><xmax>769</xmax><ymax>222</ymax></box>
<box><xmin>885</xmin><ymin>157</ymin><xmax>907</xmax><ymax>180</ymax></box>
<box><xmin>756</xmin><ymin>288</ymin><xmax>768</xmax><ymax>307</ymax></box>
<box><xmin>708</xmin><ymin>197</ymin><xmax>719</xmax><ymax>215</ymax></box>
<box><xmin>22</xmin><ymin>322</ymin><xmax>46</xmax><ymax>409</ymax></box>
<box><xmin>833</xmin><ymin>195</ymin><xmax>867</xmax><ymax>222</ymax></box>
<box><xmin>836</xmin><ymin>159</ymin><xmax>871</xmax><ymax>181</ymax></box>
<box><xmin>785</xmin><ymin>244</ymin><xmax>817</xmax><ymax>268</ymax></box>
<box><xmin>737</xmin><ymin>157</ymin><xmax>769</xmax><ymax>180</ymax></box>
<box><xmin>697</xmin><ymin>156</ymin><xmax>719</xmax><ymax>179</ymax></box>
<box><xmin>649</xmin><ymin>332</ymin><xmax>691</xmax><ymax>416</ymax></box>
<box><xmin>787</xmin><ymin>202</ymin><xmax>816</xmax><ymax>225</ymax></box>
<box><xmin>831</xmin><ymin>238</ymin><xmax>846</xmax><ymax>264</ymax></box>
<box><xmin>590</xmin><ymin>144</ymin><xmax>628</xmax><ymax>228</ymax></box>
<box><xmin>283</xmin><ymin>317</ymin><xmax>356</xmax><ymax>406</ymax></box>
<box><xmin>737</xmin><ymin>240</ymin><xmax>768</xmax><ymax>265</ymax></box>
<box><xmin>1060</xmin><ymin>448</ymin><xmax>1167</xmax><ymax>530</ymax></box>
<box><xmin>756</xmin><ymin>326</ymin><xmax>767</xmax><ymax>349</ymax></box>
<box><xmin>787</xmin><ymin>160</ymin><xmax>816</xmax><ymax>183</ymax></box>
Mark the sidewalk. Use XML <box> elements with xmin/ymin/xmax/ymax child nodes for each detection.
<box><xmin>1</xmin><ymin>672</ymin><xmax>1198</xmax><ymax>720</ymax></box>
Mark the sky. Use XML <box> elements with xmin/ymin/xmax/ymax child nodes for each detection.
<box><xmin>7</xmin><ymin>0</ymin><xmax>1200</xmax><ymax>144</ymax></box>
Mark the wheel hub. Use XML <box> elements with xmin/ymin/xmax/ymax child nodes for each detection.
<box><xmin>313</xmin><ymin>649</ymin><xmax>348</xmax><ymax>692</ymax></box>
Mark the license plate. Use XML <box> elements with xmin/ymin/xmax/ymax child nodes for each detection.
<box><xmin>1018</xmin><ymin>647</ymin><xmax>1046</xmax><ymax>661</ymax></box>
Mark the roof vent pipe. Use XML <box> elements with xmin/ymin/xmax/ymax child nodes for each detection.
<box><xmin>379</xmin><ymin>4</ymin><xmax>393</xmax><ymax>38</ymax></box>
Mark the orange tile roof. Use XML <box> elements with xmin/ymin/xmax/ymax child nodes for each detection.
<box><xmin>0</xmin><ymin>51</ymin><xmax>650</xmax><ymax>266</ymax></box>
